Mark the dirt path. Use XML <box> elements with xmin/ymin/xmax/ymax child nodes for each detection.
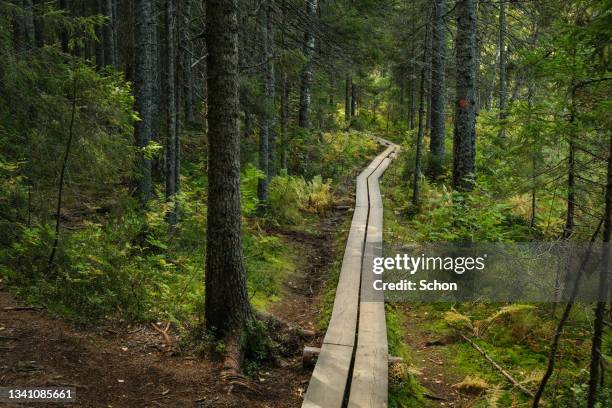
<box><xmin>0</xmin><ymin>213</ymin><xmax>344</xmax><ymax>408</ymax></box>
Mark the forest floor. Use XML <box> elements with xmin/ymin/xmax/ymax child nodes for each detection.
<box><xmin>399</xmin><ymin>306</ymin><xmax>477</xmax><ymax>407</ymax></box>
<box><xmin>0</xmin><ymin>206</ymin><xmax>346</xmax><ymax>408</ymax></box>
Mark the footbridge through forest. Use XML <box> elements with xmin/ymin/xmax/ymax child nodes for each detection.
<box><xmin>302</xmin><ymin>136</ymin><xmax>399</xmax><ymax>408</ymax></box>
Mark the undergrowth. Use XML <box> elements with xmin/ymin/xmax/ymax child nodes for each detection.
<box><xmin>379</xmin><ymin>130</ymin><xmax>612</xmax><ymax>407</ymax></box>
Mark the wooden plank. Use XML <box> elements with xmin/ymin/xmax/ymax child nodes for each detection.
<box><xmin>302</xmin><ymin>343</ymin><xmax>354</xmax><ymax>408</ymax></box>
<box><xmin>303</xmin><ymin>137</ymin><xmax>397</xmax><ymax>408</ymax></box>
<box><xmin>359</xmin><ymin>205</ymin><xmax>383</xmax><ymax>302</ymax></box>
<box><xmin>347</xmin><ymin>145</ymin><xmax>390</xmax><ymax>408</ymax></box>
<box><xmin>347</xmin><ymin>303</ymin><xmax>389</xmax><ymax>408</ymax></box>
<box><xmin>355</xmin><ymin>174</ymin><xmax>369</xmax><ymax>208</ymax></box>
<box><xmin>356</xmin><ymin>147</ymin><xmax>394</xmax><ymax>208</ymax></box>
<box><xmin>323</xmin><ymin>205</ymin><xmax>367</xmax><ymax>347</ymax></box>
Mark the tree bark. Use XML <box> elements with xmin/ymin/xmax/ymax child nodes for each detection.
<box><xmin>33</xmin><ymin>0</ymin><xmax>44</xmax><ymax>47</ymax></box>
<box><xmin>48</xmin><ymin>75</ymin><xmax>78</xmax><ymax>269</ymax></box>
<box><xmin>345</xmin><ymin>71</ymin><xmax>351</xmax><ymax>122</ymax></box>
<box><xmin>498</xmin><ymin>0</ymin><xmax>507</xmax><ymax>140</ymax></box>
<box><xmin>280</xmin><ymin>75</ymin><xmax>289</xmax><ymax>170</ymax></box>
<box><xmin>181</xmin><ymin>0</ymin><xmax>194</xmax><ymax>125</ymax></box>
<box><xmin>528</xmin><ymin>83</ymin><xmax>537</xmax><ymax>228</ymax></box>
<box><xmin>351</xmin><ymin>81</ymin><xmax>356</xmax><ymax>117</ymax></box>
<box><xmin>102</xmin><ymin>0</ymin><xmax>115</xmax><ymax>67</ymax></box>
<box><xmin>267</xmin><ymin>0</ymin><xmax>277</xmax><ymax>178</ymax></box>
<box><xmin>408</xmin><ymin>73</ymin><xmax>415</xmax><ymax>129</ymax></box>
<box><xmin>429</xmin><ymin>0</ymin><xmax>447</xmax><ymax>178</ymax></box>
<box><xmin>280</xmin><ymin>0</ymin><xmax>289</xmax><ymax>171</ymax></box>
<box><xmin>425</xmin><ymin>10</ymin><xmax>433</xmax><ymax>135</ymax></box>
<box><xmin>95</xmin><ymin>0</ymin><xmax>105</xmax><ymax>69</ymax></box>
<box><xmin>257</xmin><ymin>0</ymin><xmax>274</xmax><ymax>203</ymax></box>
<box><xmin>133</xmin><ymin>0</ymin><xmax>157</xmax><ymax>204</ymax></box>
<box><xmin>58</xmin><ymin>0</ymin><xmax>69</xmax><ymax>53</ymax></box>
<box><xmin>165</xmin><ymin>0</ymin><xmax>178</xmax><ymax>228</ymax></box>
<box><xmin>587</xmin><ymin>133</ymin><xmax>612</xmax><ymax>408</ymax></box>
<box><xmin>452</xmin><ymin>0</ymin><xmax>478</xmax><ymax>191</ymax></box>
<box><xmin>413</xmin><ymin>65</ymin><xmax>426</xmax><ymax>208</ymax></box>
<box><xmin>298</xmin><ymin>0</ymin><xmax>317</xmax><ymax>129</ymax></box>
<box><xmin>204</xmin><ymin>0</ymin><xmax>252</xmax><ymax>336</ymax></box>
<box><xmin>23</xmin><ymin>0</ymin><xmax>35</xmax><ymax>47</ymax></box>
<box><xmin>14</xmin><ymin>0</ymin><xmax>35</xmax><ymax>51</ymax></box>
<box><xmin>563</xmin><ymin>86</ymin><xmax>577</xmax><ymax>239</ymax></box>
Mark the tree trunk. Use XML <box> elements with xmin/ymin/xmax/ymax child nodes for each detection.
<box><xmin>48</xmin><ymin>75</ymin><xmax>78</xmax><ymax>269</ymax></box>
<box><xmin>429</xmin><ymin>0</ymin><xmax>447</xmax><ymax>179</ymax></box>
<box><xmin>23</xmin><ymin>0</ymin><xmax>35</xmax><ymax>47</ymax></box>
<box><xmin>165</xmin><ymin>0</ymin><xmax>178</xmax><ymax>228</ymax></box>
<box><xmin>452</xmin><ymin>0</ymin><xmax>478</xmax><ymax>191</ymax></box>
<box><xmin>151</xmin><ymin>0</ymin><xmax>162</xmax><ymax>168</ymax></box>
<box><xmin>425</xmin><ymin>12</ymin><xmax>433</xmax><ymax>135</ymax></box>
<box><xmin>257</xmin><ymin>0</ymin><xmax>275</xmax><ymax>203</ymax></box>
<box><xmin>563</xmin><ymin>86</ymin><xmax>577</xmax><ymax>239</ymax></box>
<box><xmin>33</xmin><ymin>0</ymin><xmax>44</xmax><ymax>47</ymax></box>
<box><xmin>408</xmin><ymin>73</ymin><xmax>415</xmax><ymax>129</ymax></box>
<box><xmin>181</xmin><ymin>0</ymin><xmax>194</xmax><ymax>124</ymax></box>
<box><xmin>532</xmin><ymin>217</ymin><xmax>604</xmax><ymax>407</ymax></box>
<box><xmin>204</xmin><ymin>0</ymin><xmax>252</xmax><ymax>336</ymax></box>
<box><xmin>95</xmin><ymin>0</ymin><xmax>105</xmax><ymax>69</ymax></box>
<box><xmin>280</xmin><ymin>0</ymin><xmax>289</xmax><ymax>171</ymax></box>
<box><xmin>298</xmin><ymin>0</ymin><xmax>317</xmax><ymax>129</ymax></box>
<box><xmin>413</xmin><ymin>65</ymin><xmax>426</xmax><ymax>208</ymax></box>
<box><xmin>528</xmin><ymin>83</ymin><xmax>537</xmax><ymax>228</ymax></box>
<box><xmin>345</xmin><ymin>71</ymin><xmax>351</xmax><ymax>122</ymax></box>
<box><xmin>280</xmin><ymin>76</ymin><xmax>289</xmax><ymax>170</ymax></box>
<box><xmin>498</xmin><ymin>0</ymin><xmax>507</xmax><ymax>140</ymax></box>
<box><xmin>133</xmin><ymin>0</ymin><xmax>157</xmax><ymax>204</ymax></box>
<box><xmin>58</xmin><ymin>0</ymin><xmax>69</xmax><ymax>53</ymax></box>
<box><xmin>267</xmin><ymin>0</ymin><xmax>277</xmax><ymax>178</ymax></box>
<box><xmin>351</xmin><ymin>81</ymin><xmax>356</xmax><ymax>117</ymax></box>
<box><xmin>587</xmin><ymin>133</ymin><xmax>612</xmax><ymax>407</ymax></box>
<box><xmin>14</xmin><ymin>0</ymin><xmax>35</xmax><ymax>51</ymax></box>
<box><xmin>102</xmin><ymin>0</ymin><xmax>115</xmax><ymax>67</ymax></box>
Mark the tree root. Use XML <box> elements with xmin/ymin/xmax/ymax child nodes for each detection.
<box><xmin>219</xmin><ymin>334</ymin><xmax>261</xmax><ymax>395</ymax></box>
<box><xmin>215</xmin><ymin>312</ymin><xmax>313</xmax><ymax>395</ymax></box>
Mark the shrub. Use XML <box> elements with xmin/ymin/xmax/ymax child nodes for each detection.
<box><xmin>268</xmin><ymin>173</ymin><xmax>334</xmax><ymax>225</ymax></box>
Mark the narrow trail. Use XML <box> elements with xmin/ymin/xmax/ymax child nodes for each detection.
<box><xmin>302</xmin><ymin>137</ymin><xmax>399</xmax><ymax>408</ymax></box>
<box><xmin>0</xmin><ymin>224</ymin><xmax>339</xmax><ymax>408</ymax></box>
<box><xmin>0</xmin><ymin>137</ymin><xmax>396</xmax><ymax>408</ymax></box>
<box><xmin>0</xmin><ymin>148</ymin><xmax>365</xmax><ymax>408</ymax></box>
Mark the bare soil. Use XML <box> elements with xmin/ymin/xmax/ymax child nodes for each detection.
<box><xmin>0</xmin><ymin>212</ymin><xmax>343</xmax><ymax>408</ymax></box>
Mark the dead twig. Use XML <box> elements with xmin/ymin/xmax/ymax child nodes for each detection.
<box><xmin>151</xmin><ymin>322</ymin><xmax>173</xmax><ymax>346</ymax></box>
<box><xmin>424</xmin><ymin>393</ymin><xmax>448</xmax><ymax>401</ymax></box>
<box><xmin>459</xmin><ymin>333</ymin><xmax>535</xmax><ymax>398</ymax></box>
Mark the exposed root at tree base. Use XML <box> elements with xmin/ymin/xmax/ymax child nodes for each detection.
<box><xmin>220</xmin><ymin>335</ymin><xmax>262</xmax><ymax>395</ymax></box>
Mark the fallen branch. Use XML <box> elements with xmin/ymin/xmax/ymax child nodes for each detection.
<box><xmin>151</xmin><ymin>322</ymin><xmax>172</xmax><ymax>346</ymax></box>
<box><xmin>424</xmin><ymin>393</ymin><xmax>448</xmax><ymax>401</ymax></box>
<box><xmin>0</xmin><ymin>336</ymin><xmax>18</xmax><ymax>341</ymax></box>
<box><xmin>3</xmin><ymin>306</ymin><xmax>43</xmax><ymax>311</ymax></box>
<box><xmin>459</xmin><ymin>333</ymin><xmax>535</xmax><ymax>398</ymax></box>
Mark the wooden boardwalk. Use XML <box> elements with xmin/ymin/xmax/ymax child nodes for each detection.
<box><xmin>302</xmin><ymin>136</ymin><xmax>399</xmax><ymax>408</ymax></box>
